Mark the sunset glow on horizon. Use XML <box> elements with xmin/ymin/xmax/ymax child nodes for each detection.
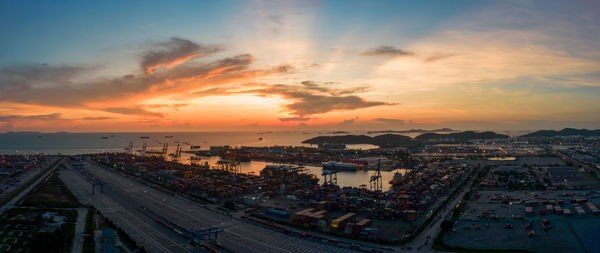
<box><xmin>1</xmin><ymin>0</ymin><xmax>599</xmax><ymax>132</ymax></box>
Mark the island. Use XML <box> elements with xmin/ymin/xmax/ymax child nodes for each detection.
<box><xmin>303</xmin><ymin>131</ymin><xmax>509</xmax><ymax>147</ymax></box>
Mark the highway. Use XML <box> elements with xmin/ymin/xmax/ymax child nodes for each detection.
<box><xmin>0</xmin><ymin>156</ymin><xmax>63</xmax><ymax>215</ymax></box>
<box><xmin>59</xmin><ymin>166</ymin><xmax>192</xmax><ymax>253</ymax></box>
<box><xmin>78</xmin><ymin>161</ymin><xmax>364</xmax><ymax>253</ymax></box>
<box><xmin>71</xmin><ymin>207</ymin><xmax>88</xmax><ymax>253</ymax></box>
<box><xmin>405</xmin><ymin>170</ymin><xmax>477</xmax><ymax>252</ymax></box>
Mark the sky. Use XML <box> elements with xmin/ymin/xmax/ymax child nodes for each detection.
<box><xmin>1</xmin><ymin>0</ymin><xmax>599</xmax><ymax>132</ymax></box>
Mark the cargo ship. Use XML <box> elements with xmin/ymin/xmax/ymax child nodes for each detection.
<box><xmin>322</xmin><ymin>161</ymin><xmax>358</xmax><ymax>171</ymax></box>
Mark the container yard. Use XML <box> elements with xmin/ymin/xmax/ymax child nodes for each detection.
<box><xmin>252</xmin><ymin>164</ymin><xmax>470</xmax><ymax>243</ymax></box>
<box><xmin>56</xmin><ymin>133</ymin><xmax>600</xmax><ymax>251</ymax></box>
<box><xmin>442</xmin><ymin>187</ymin><xmax>600</xmax><ymax>252</ymax></box>
<box><xmin>70</xmin><ymin>145</ymin><xmax>472</xmax><ymax>245</ymax></box>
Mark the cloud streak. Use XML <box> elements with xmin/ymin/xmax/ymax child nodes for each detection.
<box><xmin>0</xmin><ymin>113</ymin><xmax>69</xmax><ymax>131</ymax></box>
<box><xmin>373</xmin><ymin>118</ymin><xmax>406</xmax><ymax>124</ymax></box>
<box><xmin>196</xmin><ymin>81</ymin><xmax>393</xmax><ymax>117</ymax></box>
<box><xmin>81</xmin><ymin>116</ymin><xmax>115</xmax><ymax>120</ymax></box>
<box><xmin>279</xmin><ymin>116</ymin><xmax>311</xmax><ymax>122</ymax></box>
<box><xmin>103</xmin><ymin>107</ymin><xmax>164</xmax><ymax>118</ymax></box>
<box><xmin>141</xmin><ymin>37</ymin><xmax>220</xmax><ymax>74</ymax></box>
<box><xmin>361</xmin><ymin>45</ymin><xmax>413</xmax><ymax>56</ymax></box>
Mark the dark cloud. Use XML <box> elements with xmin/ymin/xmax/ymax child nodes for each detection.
<box><xmin>103</xmin><ymin>107</ymin><xmax>164</xmax><ymax>118</ymax></box>
<box><xmin>285</xmin><ymin>94</ymin><xmax>386</xmax><ymax>116</ymax></box>
<box><xmin>141</xmin><ymin>37</ymin><xmax>220</xmax><ymax>74</ymax></box>
<box><xmin>164</xmin><ymin>54</ymin><xmax>254</xmax><ymax>80</ymax></box>
<box><xmin>0</xmin><ymin>113</ymin><xmax>63</xmax><ymax>122</ymax></box>
<box><xmin>361</xmin><ymin>45</ymin><xmax>413</xmax><ymax>56</ymax></box>
<box><xmin>424</xmin><ymin>53</ymin><xmax>457</xmax><ymax>62</ymax></box>
<box><xmin>272</xmin><ymin>64</ymin><xmax>294</xmax><ymax>73</ymax></box>
<box><xmin>193</xmin><ymin>81</ymin><xmax>389</xmax><ymax>116</ymax></box>
<box><xmin>81</xmin><ymin>116</ymin><xmax>115</xmax><ymax>120</ymax></box>
<box><xmin>279</xmin><ymin>117</ymin><xmax>312</xmax><ymax>122</ymax></box>
<box><xmin>338</xmin><ymin>118</ymin><xmax>357</xmax><ymax>126</ymax></box>
<box><xmin>239</xmin><ymin>81</ymin><xmax>392</xmax><ymax>116</ymax></box>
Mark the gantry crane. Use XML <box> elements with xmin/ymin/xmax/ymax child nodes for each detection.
<box><xmin>369</xmin><ymin>159</ymin><xmax>382</xmax><ymax>192</ymax></box>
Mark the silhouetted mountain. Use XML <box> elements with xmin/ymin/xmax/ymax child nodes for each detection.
<box><xmin>520</xmin><ymin>128</ymin><xmax>600</xmax><ymax>138</ymax></box>
<box><xmin>302</xmin><ymin>134</ymin><xmax>413</xmax><ymax>147</ymax></box>
<box><xmin>415</xmin><ymin>131</ymin><xmax>509</xmax><ymax>143</ymax></box>
<box><xmin>372</xmin><ymin>134</ymin><xmax>414</xmax><ymax>147</ymax></box>
<box><xmin>303</xmin><ymin>135</ymin><xmax>374</xmax><ymax>145</ymax></box>
<box><xmin>303</xmin><ymin>131</ymin><xmax>506</xmax><ymax>147</ymax></box>
<box><xmin>366</xmin><ymin>128</ymin><xmax>453</xmax><ymax>134</ymax></box>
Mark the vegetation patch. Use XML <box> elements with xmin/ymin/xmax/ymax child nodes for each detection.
<box><xmin>0</xmin><ymin>208</ymin><xmax>77</xmax><ymax>253</ymax></box>
<box><xmin>82</xmin><ymin>206</ymin><xmax>96</xmax><ymax>253</ymax></box>
<box><xmin>19</xmin><ymin>172</ymin><xmax>81</xmax><ymax>208</ymax></box>
<box><xmin>0</xmin><ymin>158</ymin><xmax>60</xmax><ymax>207</ymax></box>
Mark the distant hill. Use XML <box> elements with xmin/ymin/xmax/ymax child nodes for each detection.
<box><xmin>415</xmin><ymin>131</ymin><xmax>509</xmax><ymax>143</ymax></box>
<box><xmin>302</xmin><ymin>134</ymin><xmax>413</xmax><ymax>147</ymax></box>
<box><xmin>367</xmin><ymin>128</ymin><xmax>453</xmax><ymax>134</ymax></box>
<box><xmin>303</xmin><ymin>135</ymin><xmax>374</xmax><ymax>145</ymax></box>
<box><xmin>520</xmin><ymin>128</ymin><xmax>600</xmax><ymax>138</ymax></box>
<box><xmin>372</xmin><ymin>134</ymin><xmax>414</xmax><ymax>147</ymax></box>
<box><xmin>302</xmin><ymin>131</ymin><xmax>507</xmax><ymax>147</ymax></box>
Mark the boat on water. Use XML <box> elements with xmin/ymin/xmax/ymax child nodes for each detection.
<box><xmin>140</xmin><ymin>136</ymin><xmax>150</xmax><ymax>139</ymax></box>
<box><xmin>190</xmin><ymin>145</ymin><xmax>201</xmax><ymax>149</ymax></box>
<box><xmin>101</xmin><ymin>136</ymin><xmax>109</xmax><ymax>139</ymax></box>
<box><xmin>164</xmin><ymin>136</ymin><xmax>174</xmax><ymax>138</ymax></box>
<box><xmin>258</xmin><ymin>137</ymin><xmax>263</xmax><ymax>141</ymax></box>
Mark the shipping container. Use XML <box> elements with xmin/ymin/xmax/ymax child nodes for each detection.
<box><xmin>331</xmin><ymin>213</ymin><xmax>356</xmax><ymax>232</ymax></box>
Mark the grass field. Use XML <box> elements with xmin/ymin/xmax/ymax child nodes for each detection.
<box><xmin>19</xmin><ymin>172</ymin><xmax>81</xmax><ymax>208</ymax></box>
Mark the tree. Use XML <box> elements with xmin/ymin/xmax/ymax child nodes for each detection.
<box><xmin>440</xmin><ymin>220</ymin><xmax>453</xmax><ymax>231</ymax></box>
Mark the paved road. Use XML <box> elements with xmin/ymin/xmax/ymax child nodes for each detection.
<box><xmin>82</xmin><ymin>162</ymin><xmax>363</xmax><ymax>253</ymax></box>
<box><xmin>0</xmin><ymin>161</ymin><xmax>43</xmax><ymax>197</ymax></box>
<box><xmin>71</xmin><ymin>207</ymin><xmax>88</xmax><ymax>253</ymax></box>
<box><xmin>59</xmin><ymin>166</ymin><xmax>191</xmax><ymax>253</ymax></box>
<box><xmin>0</xmin><ymin>156</ymin><xmax>63</xmax><ymax>215</ymax></box>
<box><xmin>405</xmin><ymin>170</ymin><xmax>477</xmax><ymax>252</ymax></box>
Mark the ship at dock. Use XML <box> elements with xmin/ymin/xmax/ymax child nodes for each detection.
<box><xmin>260</xmin><ymin>164</ymin><xmax>318</xmax><ymax>184</ymax></box>
<box><xmin>321</xmin><ymin>161</ymin><xmax>360</xmax><ymax>171</ymax></box>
